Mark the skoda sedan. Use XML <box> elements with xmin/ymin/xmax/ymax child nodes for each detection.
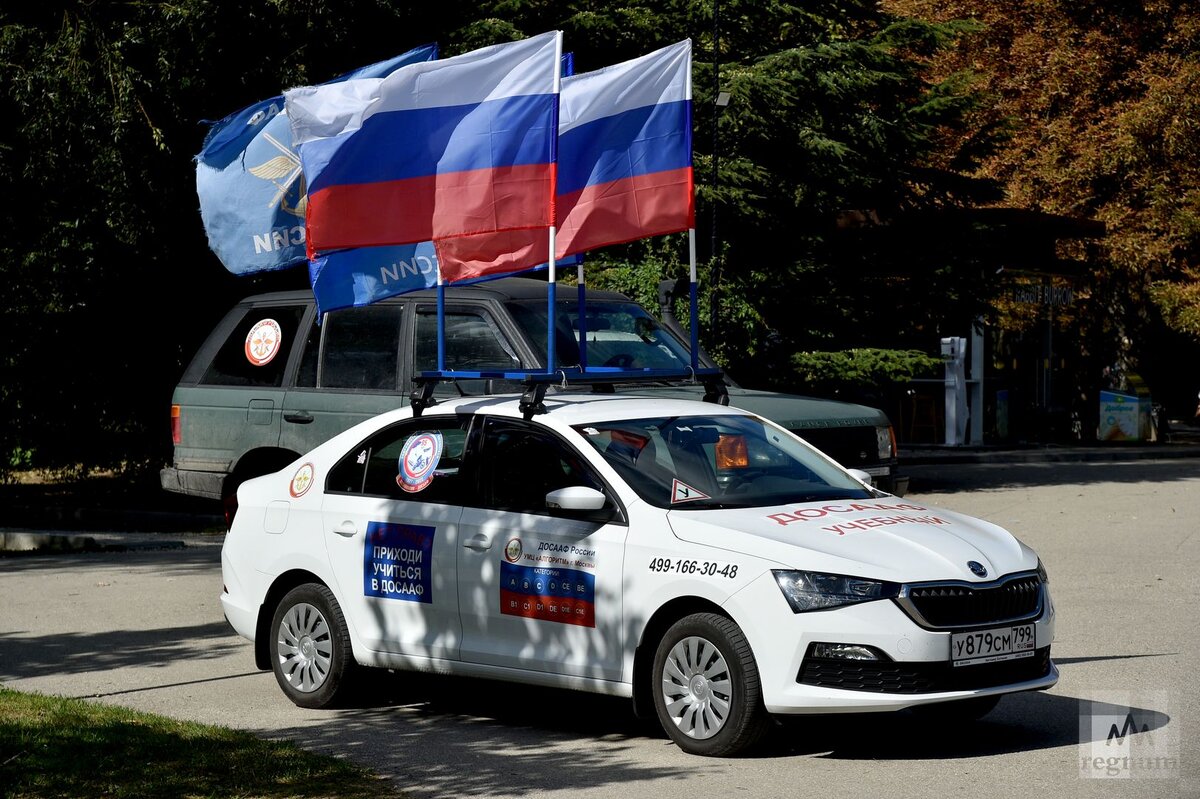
<box><xmin>220</xmin><ymin>393</ymin><xmax>1056</xmax><ymax>756</ymax></box>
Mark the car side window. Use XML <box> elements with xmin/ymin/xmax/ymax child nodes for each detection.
<box><xmin>476</xmin><ymin>419</ymin><xmax>607</xmax><ymax>515</ymax></box>
<box><xmin>295</xmin><ymin>304</ymin><xmax>403</xmax><ymax>390</ymax></box>
<box><xmin>201</xmin><ymin>305</ymin><xmax>306</xmax><ymax>387</ymax></box>
<box><xmin>326</xmin><ymin>416</ymin><xmax>472</xmax><ymax>504</ymax></box>
<box><xmin>414</xmin><ymin>309</ymin><xmax>524</xmax><ymax>397</ymax></box>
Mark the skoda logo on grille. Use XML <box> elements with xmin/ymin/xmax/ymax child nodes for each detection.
<box><xmin>967</xmin><ymin>560</ymin><xmax>988</xmax><ymax>578</ymax></box>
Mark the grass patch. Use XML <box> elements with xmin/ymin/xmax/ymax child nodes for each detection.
<box><xmin>0</xmin><ymin>687</ymin><xmax>407</xmax><ymax>798</ymax></box>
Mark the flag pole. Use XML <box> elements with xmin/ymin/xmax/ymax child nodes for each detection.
<box><xmin>546</xmin><ymin>32</ymin><xmax>563</xmax><ymax>377</ymax></box>
<box><xmin>689</xmin><ymin>228</ymin><xmax>699</xmax><ymax>371</ymax></box>
<box><xmin>577</xmin><ymin>262</ymin><xmax>587</xmax><ymax>372</ymax></box>
<box><xmin>547</xmin><ymin>230</ymin><xmax>557</xmax><ymax>375</ymax></box>
<box><xmin>686</xmin><ymin>46</ymin><xmax>699</xmax><ymax>373</ymax></box>
<box><xmin>436</xmin><ymin>271</ymin><xmax>446</xmax><ymax>371</ymax></box>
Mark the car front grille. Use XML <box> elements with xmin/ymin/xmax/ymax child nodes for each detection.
<box><xmin>895</xmin><ymin>573</ymin><xmax>1043</xmax><ymax>630</ymax></box>
<box><xmin>798</xmin><ymin>647</ymin><xmax>1052</xmax><ymax>694</ymax></box>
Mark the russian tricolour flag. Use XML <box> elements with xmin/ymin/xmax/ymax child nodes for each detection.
<box><xmin>556</xmin><ymin>40</ymin><xmax>693</xmax><ymax>259</ymax></box>
<box><xmin>284</xmin><ymin>31</ymin><xmax>561</xmax><ymax>283</ymax></box>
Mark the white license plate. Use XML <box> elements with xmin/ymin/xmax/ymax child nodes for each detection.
<box><xmin>951</xmin><ymin>623</ymin><xmax>1036</xmax><ymax>667</ymax></box>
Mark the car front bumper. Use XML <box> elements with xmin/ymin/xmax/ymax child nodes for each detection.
<box><xmin>729</xmin><ymin>572</ymin><xmax>1058</xmax><ymax>714</ymax></box>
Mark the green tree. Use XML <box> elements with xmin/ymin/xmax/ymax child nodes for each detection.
<box><xmin>0</xmin><ymin>2</ymin><xmax>461</xmax><ymax>475</ymax></box>
<box><xmin>1</xmin><ymin>1</ymin><xmax>994</xmax><ymax>474</ymax></box>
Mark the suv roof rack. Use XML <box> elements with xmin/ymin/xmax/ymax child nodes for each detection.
<box><xmin>410</xmin><ymin>366</ymin><xmax>729</xmax><ymax>420</ymax></box>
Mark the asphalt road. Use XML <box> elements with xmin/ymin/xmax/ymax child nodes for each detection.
<box><xmin>2</xmin><ymin>459</ymin><xmax>1198</xmax><ymax>798</ymax></box>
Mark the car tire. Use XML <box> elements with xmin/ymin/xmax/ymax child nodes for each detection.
<box><xmin>911</xmin><ymin>694</ymin><xmax>1002</xmax><ymax>723</ymax></box>
<box><xmin>651</xmin><ymin>612</ymin><xmax>771</xmax><ymax>756</ymax></box>
<box><xmin>269</xmin><ymin>584</ymin><xmax>358</xmax><ymax>709</ymax></box>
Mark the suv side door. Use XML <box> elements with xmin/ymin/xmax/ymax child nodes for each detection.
<box><xmin>280</xmin><ymin>301</ymin><xmax>408</xmax><ymax>455</ymax></box>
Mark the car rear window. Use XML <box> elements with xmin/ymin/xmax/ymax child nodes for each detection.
<box><xmin>201</xmin><ymin>305</ymin><xmax>306</xmax><ymax>387</ymax></box>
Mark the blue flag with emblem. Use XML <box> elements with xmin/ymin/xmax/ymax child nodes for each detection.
<box><xmin>195</xmin><ymin>43</ymin><xmax>439</xmax><ymax>276</ymax></box>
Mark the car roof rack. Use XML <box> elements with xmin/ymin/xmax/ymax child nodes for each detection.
<box><xmin>410</xmin><ymin>365</ymin><xmax>729</xmax><ymax>420</ymax></box>
<box><xmin>411</xmin><ymin>231</ymin><xmax>726</xmax><ymax>420</ymax></box>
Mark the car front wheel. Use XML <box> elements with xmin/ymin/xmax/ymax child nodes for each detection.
<box><xmin>269</xmin><ymin>584</ymin><xmax>357</xmax><ymax>709</ymax></box>
<box><xmin>651</xmin><ymin>612</ymin><xmax>771</xmax><ymax>756</ymax></box>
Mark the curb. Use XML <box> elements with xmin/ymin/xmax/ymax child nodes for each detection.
<box><xmin>0</xmin><ymin>505</ymin><xmax>224</xmax><ymax>534</ymax></box>
<box><xmin>0</xmin><ymin>530</ymin><xmax>188</xmax><ymax>554</ymax></box>
<box><xmin>899</xmin><ymin>443</ymin><xmax>1200</xmax><ymax>466</ymax></box>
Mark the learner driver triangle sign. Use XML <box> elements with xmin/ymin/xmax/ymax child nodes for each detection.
<box><xmin>671</xmin><ymin>479</ymin><xmax>710</xmax><ymax>504</ymax></box>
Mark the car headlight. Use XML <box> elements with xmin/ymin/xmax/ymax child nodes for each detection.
<box><xmin>1037</xmin><ymin>558</ymin><xmax>1049</xmax><ymax>584</ymax></box>
<box><xmin>772</xmin><ymin>570</ymin><xmax>900</xmax><ymax>613</ymax></box>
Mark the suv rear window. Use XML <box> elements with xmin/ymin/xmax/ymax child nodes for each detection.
<box><xmin>201</xmin><ymin>305</ymin><xmax>306</xmax><ymax>387</ymax></box>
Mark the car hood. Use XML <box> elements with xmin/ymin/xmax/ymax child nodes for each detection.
<box><xmin>666</xmin><ymin>498</ymin><xmax>1034</xmax><ymax>584</ymax></box>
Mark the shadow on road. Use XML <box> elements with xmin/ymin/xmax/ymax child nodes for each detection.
<box><xmin>269</xmin><ymin>672</ymin><xmax>686</xmax><ymax>797</ymax></box>
<box><xmin>764</xmin><ymin>691</ymin><xmax>1169</xmax><ymax>760</ymax></box>
<box><xmin>0</xmin><ymin>621</ymin><xmax>241</xmax><ymax>680</ymax></box>
<box><xmin>0</xmin><ymin>544</ymin><xmax>220</xmax><ymax>574</ymax></box>
<box><xmin>238</xmin><ymin>660</ymin><xmax>1173</xmax><ymax>796</ymax></box>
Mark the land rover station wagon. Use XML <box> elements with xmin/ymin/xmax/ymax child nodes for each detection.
<box><xmin>163</xmin><ymin>278</ymin><xmax>904</xmax><ymax>522</ymax></box>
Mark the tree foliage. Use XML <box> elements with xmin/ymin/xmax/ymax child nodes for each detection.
<box><xmin>885</xmin><ymin>0</ymin><xmax>1200</xmax><ymax>395</ymax></box>
<box><xmin>781</xmin><ymin>348</ymin><xmax>942</xmax><ymax>407</ymax></box>
<box><xmin>0</xmin><ymin>1</ymin><xmax>1000</xmax><ymax>473</ymax></box>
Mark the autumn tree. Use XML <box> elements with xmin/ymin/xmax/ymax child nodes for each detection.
<box><xmin>885</xmin><ymin>0</ymin><xmax>1200</xmax><ymax>413</ymax></box>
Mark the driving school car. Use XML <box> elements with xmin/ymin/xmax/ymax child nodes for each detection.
<box><xmin>220</xmin><ymin>393</ymin><xmax>1057</xmax><ymax>757</ymax></box>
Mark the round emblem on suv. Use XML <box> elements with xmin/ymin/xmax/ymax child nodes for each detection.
<box><xmin>244</xmin><ymin>318</ymin><xmax>282</xmax><ymax>366</ymax></box>
<box><xmin>967</xmin><ymin>560</ymin><xmax>988</xmax><ymax>578</ymax></box>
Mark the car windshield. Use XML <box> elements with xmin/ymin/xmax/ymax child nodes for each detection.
<box><xmin>573</xmin><ymin>415</ymin><xmax>875</xmax><ymax>509</ymax></box>
<box><xmin>506</xmin><ymin>299</ymin><xmax>694</xmax><ymax>370</ymax></box>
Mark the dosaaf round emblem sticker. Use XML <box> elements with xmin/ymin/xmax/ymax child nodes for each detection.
<box><xmin>245</xmin><ymin>318</ymin><xmax>282</xmax><ymax>366</ymax></box>
<box><xmin>289</xmin><ymin>462</ymin><xmax>316</xmax><ymax>498</ymax></box>
<box><xmin>397</xmin><ymin>432</ymin><xmax>443</xmax><ymax>493</ymax></box>
<box><xmin>504</xmin><ymin>537</ymin><xmax>523</xmax><ymax>563</ymax></box>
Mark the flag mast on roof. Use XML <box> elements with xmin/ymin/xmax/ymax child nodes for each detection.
<box><xmin>555</xmin><ymin>39</ymin><xmax>699</xmax><ymax>373</ymax></box>
<box><xmin>546</xmin><ymin>32</ymin><xmax>564</xmax><ymax>378</ymax></box>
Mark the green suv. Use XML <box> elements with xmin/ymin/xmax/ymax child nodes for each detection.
<box><xmin>162</xmin><ymin>277</ymin><xmax>905</xmax><ymax>522</ymax></box>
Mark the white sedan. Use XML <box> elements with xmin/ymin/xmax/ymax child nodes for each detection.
<box><xmin>220</xmin><ymin>393</ymin><xmax>1056</xmax><ymax>756</ymax></box>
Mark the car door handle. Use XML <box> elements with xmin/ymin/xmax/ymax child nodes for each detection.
<box><xmin>463</xmin><ymin>533</ymin><xmax>493</xmax><ymax>551</ymax></box>
<box><xmin>284</xmin><ymin>412</ymin><xmax>314</xmax><ymax>424</ymax></box>
<box><xmin>333</xmin><ymin>521</ymin><xmax>357</xmax><ymax>538</ymax></box>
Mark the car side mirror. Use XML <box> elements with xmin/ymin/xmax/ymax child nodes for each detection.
<box><xmin>847</xmin><ymin>468</ymin><xmax>874</xmax><ymax>488</ymax></box>
<box><xmin>545</xmin><ymin>486</ymin><xmax>607</xmax><ymax>511</ymax></box>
